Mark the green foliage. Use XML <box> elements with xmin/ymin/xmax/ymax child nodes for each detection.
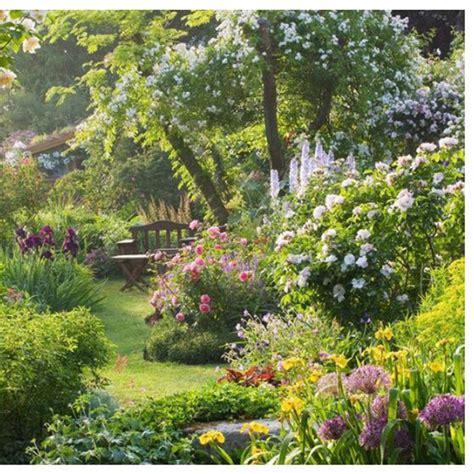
<box><xmin>267</xmin><ymin>144</ymin><xmax>464</xmax><ymax>325</ymax></box>
<box><xmin>29</xmin><ymin>382</ymin><xmax>279</xmax><ymax>464</ymax></box>
<box><xmin>0</xmin><ymin>158</ymin><xmax>49</xmax><ymax>241</ymax></box>
<box><xmin>0</xmin><ymin>303</ymin><xmax>113</xmax><ymax>462</ymax></box>
<box><xmin>145</xmin><ymin>317</ymin><xmax>231</xmax><ymax>364</ymax></box>
<box><xmin>396</xmin><ymin>258</ymin><xmax>464</xmax><ymax>351</ymax></box>
<box><xmin>0</xmin><ymin>248</ymin><xmax>103</xmax><ymax>312</ymax></box>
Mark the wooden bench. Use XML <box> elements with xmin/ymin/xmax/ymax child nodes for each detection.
<box><xmin>112</xmin><ymin>220</ymin><xmax>195</xmax><ymax>292</ymax></box>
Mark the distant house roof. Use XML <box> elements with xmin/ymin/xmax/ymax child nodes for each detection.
<box><xmin>26</xmin><ymin>127</ymin><xmax>76</xmax><ymax>155</ymax></box>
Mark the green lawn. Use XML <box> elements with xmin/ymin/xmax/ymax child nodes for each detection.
<box><xmin>94</xmin><ymin>280</ymin><xmax>221</xmax><ymax>405</ymax></box>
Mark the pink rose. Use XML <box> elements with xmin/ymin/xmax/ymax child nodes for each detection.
<box><xmin>239</xmin><ymin>271</ymin><xmax>252</xmax><ymax>282</ymax></box>
<box><xmin>189</xmin><ymin>220</ymin><xmax>201</xmax><ymax>231</ymax></box>
<box><xmin>240</xmin><ymin>238</ymin><xmax>248</xmax><ymax>246</ymax></box>
<box><xmin>207</xmin><ymin>226</ymin><xmax>220</xmax><ymax>238</ymax></box>
<box><xmin>195</xmin><ymin>244</ymin><xmax>204</xmax><ymax>255</ymax></box>
<box><xmin>195</xmin><ymin>257</ymin><xmax>205</xmax><ymax>266</ymax></box>
<box><xmin>219</xmin><ymin>232</ymin><xmax>228</xmax><ymax>242</ymax></box>
<box><xmin>175</xmin><ymin>312</ymin><xmax>185</xmax><ymax>322</ymax></box>
<box><xmin>214</xmin><ymin>244</ymin><xmax>222</xmax><ymax>250</ymax></box>
<box><xmin>200</xmin><ymin>294</ymin><xmax>211</xmax><ymax>304</ymax></box>
<box><xmin>199</xmin><ymin>303</ymin><xmax>211</xmax><ymax>313</ymax></box>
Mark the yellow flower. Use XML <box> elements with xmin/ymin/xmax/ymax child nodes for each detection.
<box><xmin>240</xmin><ymin>421</ymin><xmax>270</xmax><ymax>435</ymax></box>
<box><xmin>330</xmin><ymin>354</ymin><xmax>348</xmax><ymax>369</ymax></box>
<box><xmin>288</xmin><ymin>380</ymin><xmax>305</xmax><ymax>394</ymax></box>
<box><xmin>282</xmin><ymin>357</ymin><xmax>304</xmax><ymax>371</ymax></box>
<box><xmin>436</xmin><ymin>337</ymin><xmax>456</xmax><ymax>348</ymax></box>
<box><xmin>408</xmin><ymin>408</ymin><xmax>419</xmax><ymax>421</ymax></box>
<box><xmin>365</xmin><ymin>345</ymin><xmax>386</xmax><ymax>364</ymax></box>
<box><xmin>375</xmin><ymin>327</ymin><xmax>393</xmax><ymax>341</ymax></box>
<box><xmin>398</xmin><ymin>367</ymin><xmax>410</xmax><ymax>378</ymax></box>
<box><xmin>199</xmin><ymin>430</ymin><xmax>225</xmax><ymax>445</ymax></box>
<box><xmin>309</xmin><ymin>368</ymin><xmax>323</xmax><ymax>383</ymax></box>
<box><xmin>281</xmin><ymin>397</ymin><xmax>305</xmax><ymax>415</ymax></box>
<box><xmin>426</xmin><ymin>361</ymin><xmax>444</xmax><ymax>373</ymax></box>
<box><xmin>251</xmin><ymin>446</ymin><xmax>264</xmax><ymax>456</ymax></box>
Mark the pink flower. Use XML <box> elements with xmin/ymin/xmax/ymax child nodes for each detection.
<box><xmin>175</xmin><ymin>312</ymin><xmax>185</xmax><ymax>322</ymax></box>
<box><xmin>195</xmin><ymin>257</ymin><xmax>205</xmax><ymax>266</ymax></box>
<box><xmin>229</xmin><ymin>260</ymin><xmax>238</xmax><ymax>270</ymax></box>
<box><xmin>149</xmin><ymin>291</ymin><xmax>160</xmax><ymax>307</ymax></box>
<box><xmin>171</xmin><ymin>296</ymin><xmax>178</xmax><ymax>306</ymax></box>
<box><xmin>195</xmin><ymin>244</ymin><xmax>204</xmax><ymax>255</ymax></box>
<box><xmin>219</xmin><ymin>232</ymin><xmax>228</xmax><ymax>242</ymax></box>
<box><xmin>239</xmin><ymin>271</ymin><xmax>252</xmax><ymax>282</ymax></box>
<box><xmin>207</xmin><ymin>226</ymin><xmax>220</xmax><ymax>238</ymax></box>
<box><xmin>214</xmin><ymin>244</ymin><xmax>222</xmax><ymax>250</ymax></box>
<box><xmin>200</xmin><ymin>294</ymin><xmax>211</xmax><ymax>304</ymax></box>
<box><xmin>240</xmin><ymin>238</ymin><xmax>248</xmax><ymax>246</ymax></box>
<box><xmin>189</xmin><ymin>220</ymin><xmax>201</xmax><ymax>231</ymax></box>
<box><xmin>170</xmin><ymin>254</ymin><xmax>181</xmax><ymax>265</ymax></box>
<box><xmin>199</xmin><ymin>303</ymin><xmax>211</xmax><ymax>313</ymax></box>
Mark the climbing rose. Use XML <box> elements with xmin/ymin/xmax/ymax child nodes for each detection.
<box><xmin>207</xmin><ymin>226</ymin><xmax>220</xmax><ymax>238</ymax></box>
<box><xmin>0</xmin><ymin>69</ymin><xmax>16</xmax><ymax>88</ymax></box>
<box><xmin>195</xmin><ymin>245</ymin><xmax>204</xmax><ymax>255</ymax></box>
<box><xmin>175</xmin><ymin>312</ymin><xmax>185</xmax><ymax>322</ymax></box>
<box><xmin>22</xmin><ymin>36</ymin><xmax>41</xmax><ymax>53</ymax></box>
<box><xmin>189</xmin><ymin>219</ymin><xmax>201</xmax><ymax>231</ymax></box>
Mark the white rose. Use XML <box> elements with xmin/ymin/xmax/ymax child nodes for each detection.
<box><xmin>0</xmin><ymin>69</ymin><xmax>16</xmax><ymax>88</ymax></box>
<box><xmin>22</xmin><ymin>36</ymin><xmax>41</xmax><ymax>54</ymax></box>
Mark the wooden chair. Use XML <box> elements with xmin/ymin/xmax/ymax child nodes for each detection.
<box><xmin>112</xmin><ymin>220</ymin><xmax>194</xmax><ymax>291</ymax></box>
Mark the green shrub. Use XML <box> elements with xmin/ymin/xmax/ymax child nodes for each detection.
<box><xmin>30</xmin><ymin>383</ymin><xmax>279</xmax><ymax>464</ymax></box>
<box><xmin>396</xmin><ymin>257</ymin><xmax>464</xmax><ymax>350</ymax></box>
<box><xmin>0</xmin><ymin>249</ymin><xmax>103</xmax><ymax>312</ymax></box>
<box><xmin>0</xmin><ymin>304</ymin><xmax>113</xmax><ymax>462</ymax></box>
<box><xmin>144</xmin><ymin>317</ymin><xmax>232</xmax><ymax>364</ymax></box>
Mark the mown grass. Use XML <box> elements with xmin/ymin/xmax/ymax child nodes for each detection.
<box><xmin>94</xmin><ymin>280</ymin><xmax>221</xmax><ymax>405</ymax></box>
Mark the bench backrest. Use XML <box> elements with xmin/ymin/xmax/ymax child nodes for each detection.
<box><xmin>130</xmin><ymin>220</ymin><xmax>193</xmax><ymax>252</ymax></box>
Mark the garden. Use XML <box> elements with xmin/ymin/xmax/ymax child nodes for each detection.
<box><xmin>0</xmin><ymin>8</ymin><xmax>465</xmax><ymax>466</ymax></box>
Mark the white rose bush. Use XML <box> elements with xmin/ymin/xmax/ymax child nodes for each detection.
<box><xmin>267</xmin><ymin>139</ymin><xmax>464</xmax><ymax>325</ymax></box>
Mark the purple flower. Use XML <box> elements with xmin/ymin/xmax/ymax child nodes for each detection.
<box><xmin>346</xmin><ymin>365</ymin><xmax>391</xmax><ymax>395</ymax></box>
<box><xmin>419</xmin><ymin>395</ymin><xmax>464</xmax><ymax>430</ymax></box>
<box><xmin>41</xmin><ymin>250</ymin><xmax>53</xmax><ymax>260</ymax></box>
<box><xmin>359</xmin><ymin>395</ymin><xmax>410</xmax><ymax>451</ymax></box>
<box><xmin>39</xmin><ymin>225</ymin><xmax>55</xmax><ymax>246</ymax></box>
<box><xmin>15</xmin><ymin>227</ymin><xmax>27</xmax><ymax>239</ymax></box>
<box><xmin>25</xmin><ymin>234</ymin><xmax>42</xmax><ymax>249</ymax></box>
<box><xmin>318</xmin><ymin>415</ymin><xmax>347</xmax><ymax>441</ymax></box>
<box><xmin>62</xmin><ymin>227</ymin><xmax>79</xmax><ymax>257</ymax></box>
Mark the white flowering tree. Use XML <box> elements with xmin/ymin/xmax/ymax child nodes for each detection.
<box><xmin>43</xmin><ymin>10</ymin><xmax>428</xmax><ymax>223</ymax></box>
<box><xmin>0</xmin><ymin>10</ymin><xmax>45</xmax><ymax>88</ymax></box>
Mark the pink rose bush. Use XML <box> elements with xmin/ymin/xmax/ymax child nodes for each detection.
<box><xmin>149</xmin><ymin>225</ymin><xmax>274</xmax><ymax>333</ymax></box>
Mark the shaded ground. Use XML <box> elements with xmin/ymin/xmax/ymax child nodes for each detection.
<box><xmin>94</xmin><ymin>280</ymin><xmax>221</xmax><ymax>405</ymax></box>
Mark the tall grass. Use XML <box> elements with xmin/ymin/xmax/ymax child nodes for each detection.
<box><xmin>0</xmin><ymin>248</ymin><xmax>103</xmax><ymax>312</ymax></box>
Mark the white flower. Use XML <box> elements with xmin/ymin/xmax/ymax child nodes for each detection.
<box><xmin>321</xmin><ymin>229</ymin><xmax>337</xmax><ymax>241</ymax></box>
<box><xmin>333</xmin><ymin>284</ymin><xmax>346</xmax><ymax>302</ymax></box>
<box><xmin>360</xmin><ymin>243</ymin><xmax>375</xmax><ymax>255</ymax></box>
<box><xmin>321</xmin><ymin>244</ymin><xmax>329</xmax><ymax>255</ymax></box>
<box><xmin>0</xmin><ymin>69</ymin><xmax>16</xmax><ymax>88</ymax></box>
<box><xmin>439</xmin><ymin>137</ymin><xmax>458</xmax><ymax>148</ymax></box>
<box><xmin>313</xmin><ymin>205</ymin><xmax>327</xmax><ymax>220</ymax></box>
<box><xmin>344</xmin><ymin>253</ymin><xmax>355</xmax><ymax>266</ymax></box>
<box><xmin>275</xmin><ymin>231</ymin><xmax>295</xmax><ymax>251</ymax></box>
<box><xmin>341</xmin><ymin>178</ymin><xmax>356</xmax><ymax>188</ymax></box>
<box><xmin>352</xmin><ymin>206</ymin><xmax>363</xmax><ymax>216</ymax></box>
<box><xmin>325</xmin><ymin>254</ymin><xmax>337</xmax><ymax>264</ymax></box>
<box><xmin>356</xmin><ymin>255</ymin><xmax>368</xmax><ymax>268</ymax></box>
<box><xmin>22</xmin><ymin>36</ymin><xmax>41</xmax><ymax>54</ymax></box>
<box><xmin>325</xmin><ymin>194</ymin><xmax>344</xmax><ymax>210</ymax></box>
<box><xmin>351</xmin><ymin>278</ymin><xmax>366</xmax><ymax>289</ymax></box>
<box><xmin>411</xmin><ymin>156</ymin><xmax>428</xmax><ymax>170</ymax></box>
<box><xmin>416</xmin><ymin>142</ymin><xmax>437</xmax><ymax>153</ymax></box>
<box><xmin>367</xmin><ymin>210</ymin><xmax>378</xmax><ymax>220</ymax></box>
<box><xmin>356</xmin><ymin>229</ymin><xmax>371</xmax><ymax>240</ymax></box>
<box><xmin>393</xmin><ymin>189</ymin><xmax>415</xmax><ymax>212</ymax></box>
<box><xmin>397</xmin><ymin>155</ymin><xmax>412</xmax><ymax>167</ymax></box>
<box><xmin>433</xmin><ymin>172</ymin><xmax>444</xmax><ymax>185</ymax></box>
<box><xmin>297</xmin><ymin>267</ymin><xmax>311</xmax><ymax>288</ymax></box>
<box><xmin>270</xmin><ymin>169</ymin><xmax>280</xmax><ymax>199</ymax></box>
<box><xmin>381</xmin><ymin>263</ymin><xmax>395</xmax><ymax>277</ymax></box>
<box><xmin>396</xmin><ymin>294</ymin><xmax>409</xmax><ymax>303</ymax></box>
<box><xmin>21</xmin><ymin>18</ymin><xmax>36</xmax><ymax>31</ymax></box>
<box><xmin>375</xmin><ymin>161</ymin><xmax>389</xmax><ymax>171</ymax></box>
<box><xmin>287</xmin><ymin>254</ymin><xmax>310</xmax><ymax>264</ymax></box>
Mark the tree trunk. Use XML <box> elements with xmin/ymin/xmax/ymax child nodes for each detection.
<box><xmin>308</xmin><ymin>85</ymin><xmax>333</xmax><ymax>132</ymax></box>
<box><xmin>258</xmin><ymin>17</ymin><xmax>285</xmax><ymax>177</ymax></box>
<box><xmin>166</xmin><ymin>132</ymin><xmax>229</xmax><ymax>225</ymax></box>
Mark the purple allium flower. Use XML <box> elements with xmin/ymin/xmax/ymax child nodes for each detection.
<box><xmin>359</xmin><ymin>396</ymin><xmax>410</xmax><ymax>451</ymax></box>
<box><xmin>346</xmin><ymin>365</ymin><xmax>391</xmax><ymax>395</ymax></box>
<box><xmin>316</xmin><ymin>372</ymin><xmax>347</xmax><ymax>396</ymax></box>
<box><xmin>419</xmin><ymin>395</ymin><xmax>465</xmax><ymax>430</ymax></box>
<box><xmin>318</xmin><ymin>415</ymin><xmax>347</xmax><ymax>441</ymax></box>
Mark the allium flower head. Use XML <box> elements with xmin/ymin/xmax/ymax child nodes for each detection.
<box><xmin>419</xmin><ymin>395</ymin><xmax>464</xmax><ymax>430</ymax></box>
<box><xmin>346</xmin><ymin>365</ymin><xmax>391</xmax><ymax>395</ymax></box>
<box><xmin>316</xmin><ymin>372</ymin><xmax>346</xmax><ymax>396</ymax></box>
<box><xmin>318</xmin><ymin>415</ymin><xmax>347</xmax><ymax>441</ymax></box>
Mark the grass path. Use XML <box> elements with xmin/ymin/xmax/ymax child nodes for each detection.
<box><xmin>94</xmin><ymin>280</ymin><xmax>220</xmax><ymax>405</ymax></box>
